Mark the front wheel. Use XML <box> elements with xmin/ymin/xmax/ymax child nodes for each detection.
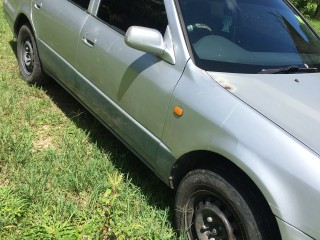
<box><xmin>17</xmin><ymin>24</ymin><xmax>47</xmax><ymax>85</ymax></box>
<box><xmin>175</xmin><ymin>170</ymin><xmax>273</xmax><ymax>240</ymax></box>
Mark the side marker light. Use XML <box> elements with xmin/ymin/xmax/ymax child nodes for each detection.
<box><xmin>174</xmin><ymin>106</ymin><xmax>184</xmax><ymax>117</ymax></box>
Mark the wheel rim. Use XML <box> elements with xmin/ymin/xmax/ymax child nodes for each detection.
<box><xmin>195</xmin><ymin>200</ymin><xmax>235</xmax><ymax>240</ymax></box>
<box><xmin>21</xmin><ymin>37</ymin><xmax>34</xmax><ymax>76</ymax></box>
<box><xmin>187</xmin><ymin>193</ymin><xmax>245</xmax><ymax>240</ymax></box>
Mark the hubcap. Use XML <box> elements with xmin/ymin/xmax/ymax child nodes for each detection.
<box><xmin>21</xmin><ymin>38</ymin><xmax>34</xmax><ymax>75</ymax></box>
<box><xmin>194</xmin><ymin>200</ymin><xmax>240</xmax><ymax>240</ymax></box>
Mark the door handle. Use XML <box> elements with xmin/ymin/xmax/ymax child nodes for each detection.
<box><xmin>34</xmin><ymin>1</ymin><xmax>42</xmax><ymax>10</ymax></box>
<box><xmin>82</xmin><ymin>34</ymin><xmax>96</xmax><ymax>48</ymax></box>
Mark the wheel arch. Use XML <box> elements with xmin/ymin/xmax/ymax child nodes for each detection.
<box><xmin>171</xmin><ymin>150</ymin><xmax>282</xmax><ymax>239</ymax></box>
<box><xmin>14</xmin><ymin>13</ymin><xmax>32</xmax><ymax>37</ymax></box>
<box><xmin>171</xmin><ymin>150</ymin><xmax>259</xmax><ymax>190</ymax></box>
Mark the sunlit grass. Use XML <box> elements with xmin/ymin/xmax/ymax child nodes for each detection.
<box><xmin>0</xmin><ymin>2</ymin><xmax>176</xmax><ymax>239</ymax></box>
<box><xmin>2</xmin><ymin>0</ymin><xmax>320</xmax><ymax>238</ymax></box>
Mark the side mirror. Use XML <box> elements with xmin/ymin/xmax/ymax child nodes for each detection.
<box><xmin>125</xmin><ymin>26</ymin><xmax>175</xmax><ymax>64</ymax></box>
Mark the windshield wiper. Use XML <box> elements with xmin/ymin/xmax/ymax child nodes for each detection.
<box><xmin>259</xmin><ymin>66</ymin><xmax>318</xmax><ymax>74</ymax></box>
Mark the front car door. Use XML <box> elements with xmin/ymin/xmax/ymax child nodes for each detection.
<box><xmin>76</xmin><ymin>0</ymin><xmax>184</xmax><ymax>166</ymax></box>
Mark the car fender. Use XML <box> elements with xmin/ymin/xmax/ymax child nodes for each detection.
<box><xmin>160</xmin><ymin>60</ymin><xmax>320</xmax><ymax>239</ymax></box>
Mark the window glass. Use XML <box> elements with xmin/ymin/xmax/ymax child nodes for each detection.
<box><xmin>178</xmin><ymin>0</ymin><xmax>320</xmax><ymax>73</ymax></box>
<box><xmin>68</xmin><ymin>0</ymin><xmax>90</xmax><ymax>9</ymax></box>
<box><xmin>97</xmin><ymin>0</ymin><xmax>168</xmax><ymax>34</ymax></box>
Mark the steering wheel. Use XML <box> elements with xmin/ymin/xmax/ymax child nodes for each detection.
<box><xmin>187</xmin><ymin>23</ymin><xmax>213</xmax><ymax>43</ymax></box>
<box><xmin>187</xmin><ymin>23</ymin><xmax>212</xmax><ymax>33</ymax></box>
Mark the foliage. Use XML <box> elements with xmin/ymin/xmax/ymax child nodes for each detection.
<box><xmin>308</xmin><ymin>18</ymin><xmax>320</xmax><ymax>32</ymax></box>
<box><xmin>0</xmin><ymin>187</ymin><xmax>28</xmax><ymax>229</ymax></box>
<box><xmin>291</xmin><ymin>0</ymin><xmax>319</xmax><ymax>19</ymax></box>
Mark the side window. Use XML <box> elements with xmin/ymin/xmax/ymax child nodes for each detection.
<box><xmin>97</xmin><ymin>0</ymin><xmax>168</xmax><ymax>34</ymax></box>
<box><xmin>68</xmin><ymin>0</ymin><xmax>90</xmax><ymax>10</ymax></box>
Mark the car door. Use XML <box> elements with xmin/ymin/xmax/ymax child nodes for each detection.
<box><xmin>32</xmin><ymin>0</ymin><xmax>91</xmax><ymax>92</ymax></box>
<box><xmin>76</xmin><ymin>0</ymin><xmax>183</xmax><ymax>165</ymax></box>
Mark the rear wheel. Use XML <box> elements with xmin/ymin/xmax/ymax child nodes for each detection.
<box><xmin>175</xmin><ymin>169</ymin><xmax>274</xmax><ymax>240</ymax></box>
<box><xmin>17</xmin><ymin>24</ymin><xmax>47</xmax><ymax>85</ymax></box>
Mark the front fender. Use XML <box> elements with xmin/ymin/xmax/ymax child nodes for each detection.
<box><xmin>161</xmin><ymin>60</ymin><xmax>320</xmax><ymax>239</ymax></box>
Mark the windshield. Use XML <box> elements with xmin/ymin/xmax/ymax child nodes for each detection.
<box><xmin>178</xmin><ymin>0</ymin><xmax>320</xmax><ymax>73</ymax></box>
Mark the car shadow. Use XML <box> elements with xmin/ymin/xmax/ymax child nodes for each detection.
<box><xmin>10</xmin><ymin>41</ymin><xmax>17</xmax><ymax>58</ymax></box>
<box><xmin>41</xmin><ymin>79</ymin><xmax>175</xmax><ymax>217</ymax></box>
<box><xmin>8</xmin><ymin>39</ymin><xmax>176</xmax><ymax>226</ymax></box>
<box><xmin>117</xmin><ymin>53</ymin><xmax>160</xmax><ymax>101</ymax></box>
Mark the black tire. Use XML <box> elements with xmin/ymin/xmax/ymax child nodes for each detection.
<box><xmin>17</xmin><ymin>24</ymin><xmax>47</xmax><ymax>85</ymax></box>
<box><xmin>175</xmin><ymin>169</ymin><xmax>273</xmax><ymax>240</ymax></box>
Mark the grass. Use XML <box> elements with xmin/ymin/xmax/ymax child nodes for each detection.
<box><xmin>1</xmin><ymin>0</ymin><xmax>320</xmax><ymax>238</ymax></box>
<box><xmin>0</xmin><ymin>2</ymin><xmax>176</xmax><ymax>239</ymax></box>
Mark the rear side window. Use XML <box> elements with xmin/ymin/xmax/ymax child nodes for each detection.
<box><xmin>97</xmin><ymin>0</ymin><xmax>168</xmax><ymax>34</ymax></box>
<box><xmin>68</xmin><ymin>0</ymin><xmax>90</xmax><ymax>10</ymax></box>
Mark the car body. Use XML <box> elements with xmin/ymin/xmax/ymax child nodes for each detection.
<box><xmin>3</xmin><ymin>0</ymin><xmax>320</xmax><ymax>239</ymax></box>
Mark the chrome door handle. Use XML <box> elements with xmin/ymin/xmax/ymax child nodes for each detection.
<box><xmin>82</xmin><ymin>34</ymin><xmax>96</xmax><ymax>48</ymax></box>
<box><xmin>34</xmin><ymin>2</ymin><xmax>42</xmax><ymax>10</ymax></box>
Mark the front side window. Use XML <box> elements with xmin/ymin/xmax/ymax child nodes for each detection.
<box><xmin>178</xmin><ymin>0</ymin><xmax>320</xmax><ymax>73</ymax></box>
<box><xmin>68</xmin><ymin>0</ymin><xmax>90</xmax><ymax>9</ymax></box>
<box><xmin>97</xmin><ymin>0</ymin><xmax>168</xmax><ymax>34</ymax></box>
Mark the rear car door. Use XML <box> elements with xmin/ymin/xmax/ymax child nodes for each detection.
<box><xmin>76</xmin><ymin>0</ymin><xmax>183</xmax><ymax>165</ymax></box>
<box><xmin>32</xmin><ymin>0</ymin><xmax>91</xmax><ymax>91</ymax></box>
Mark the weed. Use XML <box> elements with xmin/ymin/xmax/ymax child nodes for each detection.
<box><xmin>0</xmin><ymin>2</ymin><xmax>176</xmax><ymax>239</ymax></box>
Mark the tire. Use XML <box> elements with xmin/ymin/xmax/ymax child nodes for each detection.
<box><xmin>175</xmin><ymin>169</ymin><xmax>272</xmax><ymax>240</ymax></box>
<box><xmin>17</xmin><ymin>24</ymin><xmax>47</xmax><ymax>85</ymax></box>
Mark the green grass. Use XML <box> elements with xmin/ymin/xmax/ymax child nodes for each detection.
<box><xmin>2</xmin><ymin>0</ymin><xmax>320</xmax><ymax>238</ymax></box>
<box><xmin>0</xmin><ymin>2</ymin><xmax>176</xmax><ymax>239</ymax></box>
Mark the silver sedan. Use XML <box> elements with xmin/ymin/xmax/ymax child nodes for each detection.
<box><xmin>3</xmin><ymin>0</ymin><xmax>320</xmax><ymax>239</ymax></box>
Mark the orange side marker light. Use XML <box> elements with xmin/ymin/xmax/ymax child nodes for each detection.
<box><xmin>174</xmin><ymin>106</ymin><xmax>184</xmax><ymax>117</ymax></box>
